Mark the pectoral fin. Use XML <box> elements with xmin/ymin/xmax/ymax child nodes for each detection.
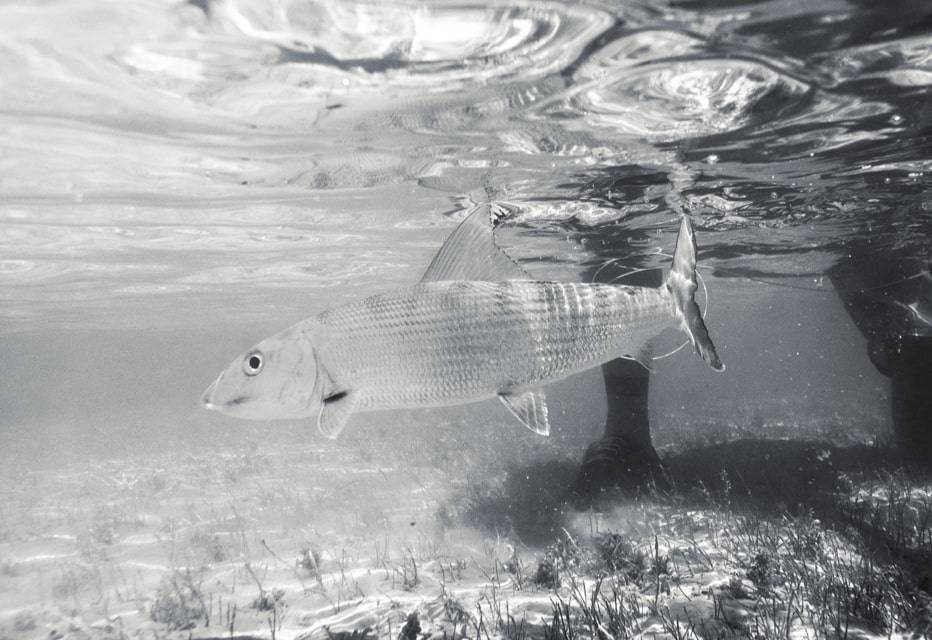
<box><xmin>499</xmin><ymin>389</ymin><xmax>550</xmax><ymax>436</ymax></box>
<box><xmin>420</xmin><ymin>203</ymin><xmax>530</xmax><ymax>282</ymax></box>
<box><xmin>317</xmin><ymin>389</ymin><xmax>357</xmax><ymax>439</ymax></box>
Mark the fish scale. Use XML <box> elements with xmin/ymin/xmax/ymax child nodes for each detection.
<box><xmin>316</xmin><ymin>280</ymin><xmax>673</xmax><ymax>409</ymax></box>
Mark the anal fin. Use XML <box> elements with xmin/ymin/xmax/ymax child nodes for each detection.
<box><xmin>317</xmin><ymin>389</ymin><xmax>357</xmax><ymax>439</ymax></box>
<box><xmin>499</xmin><ymin>389</ymin><xmax>550</xmax><ymax>436</ymax></box>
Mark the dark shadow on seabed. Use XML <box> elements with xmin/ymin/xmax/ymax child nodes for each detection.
<box><xmin>452</xmin><ymin>437</ymin><xmax>932</xmax><ymax>591</ymax></box>
<box><xmin>671</xmin><ymin>440</ymin><xmax>932</xmax><ymax>593</ymax></box>
<box><xmin>454</xmin><ymin>438</ymin><xmax>884</xmax><ymax>542</ymax></box>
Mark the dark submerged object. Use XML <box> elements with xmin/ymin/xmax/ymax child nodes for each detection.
<box><xmin>829</xmin><ymin>242</ymin><xmax>932</xmax><ymax>466</ymax></box>
<box><xmin>571</xmin><ymin>267</ymin><xmax>667</xmax><ymax>503</ymax></box>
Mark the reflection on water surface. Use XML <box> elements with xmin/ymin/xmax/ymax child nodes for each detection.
<box><xmin>1</xmin><ymin>0</ymin><xmax>928</xmax><ymax>330</ymax></box>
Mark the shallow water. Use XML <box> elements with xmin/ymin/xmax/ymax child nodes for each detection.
<box><xmin>0</xmin><ymin>0</ymin><xmax>930</xmax><ymax>635</ymax></box>
<box><xmin>2</xmin><ymin>0</ymin><xmax>929</xmax><ymax>461</ymax></box>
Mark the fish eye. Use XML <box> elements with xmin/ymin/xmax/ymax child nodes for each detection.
<box><xmin>243</xmin><ymin>352</ymin><xmax>263</xmax><ymax>376</ymax></box>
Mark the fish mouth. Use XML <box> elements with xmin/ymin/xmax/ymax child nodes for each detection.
<box><xmin>201</xmin><ymin>375</ymin><xmax>251</xmax><ymax>412</ymax></box>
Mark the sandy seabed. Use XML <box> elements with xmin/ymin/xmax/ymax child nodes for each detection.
<box><xmin>1</xmin><ymin>436</ymin><xmax>930</xmax><ymax>640</ymax></box>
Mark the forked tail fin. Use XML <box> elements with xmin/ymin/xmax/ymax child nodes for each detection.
<box><xmin>665</xmin><ymin>217</ymin><xmax>725</xmax><ymax>371</ymax></box>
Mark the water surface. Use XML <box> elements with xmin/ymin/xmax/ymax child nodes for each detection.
<box><xmin>2</xmin><ymin>0</ymin><xmax>928</xmax><ymax>463</ymax></box>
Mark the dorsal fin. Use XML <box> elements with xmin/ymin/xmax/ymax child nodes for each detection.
<box><xmin>420</xmin><ymin>203</ymin><xmax>530</xmax><ymax>282</ymax></box>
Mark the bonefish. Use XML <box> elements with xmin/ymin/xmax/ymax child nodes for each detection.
<box><xmin>201</xmin><ymin>205</ymin><xmax>724</xmax><ymax>438</ymax></box>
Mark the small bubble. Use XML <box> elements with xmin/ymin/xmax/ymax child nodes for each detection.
<box><xmin>770</xmin><ymin>191</ymin><xmax>778</xmax><ymax>199</ymax></box>
<box><xmin>890</xmin><ymin>113</ymin><xmax>903</xmax><ymax>125</ymax></box>
<box><xmin>884</xmin><ymin>177</ymin><xmax>891</xmax><ymax>184</ymax></box>
<box><xmin>705</xmin><ymin>154</ymin><xmax>719</xmax><ymax>164</ymax></box>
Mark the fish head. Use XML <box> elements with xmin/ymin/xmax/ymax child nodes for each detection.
<box><xmin>201</xmin><ymin>325</ymin><xmax>323</xmax><ymax>420</ymax></box>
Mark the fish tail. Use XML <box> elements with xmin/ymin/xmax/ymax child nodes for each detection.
<box><xmin>665</xmin><ymin>217</ymin><xmax>725</xmax><ymax>371</ymax></box>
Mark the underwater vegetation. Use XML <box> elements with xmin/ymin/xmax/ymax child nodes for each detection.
<box><xmin>1</xmin><ymin>439</ymin><xmax>931</xmax><ymax>640</ymax></box>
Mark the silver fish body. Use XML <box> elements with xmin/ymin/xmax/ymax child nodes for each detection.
<box><xmin>202</xmin><ymin>205</ymin><xmax>723</xmax><ymax>438</ymax></box>
<box><xmin>314</xmin><ymin>280</ymin><xmax>672</xmax><ymax>410</ymax></box>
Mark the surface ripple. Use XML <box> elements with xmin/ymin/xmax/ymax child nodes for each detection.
<box><xmin>533</xmin><ymin>30</ymin><xmax>813</xmax><ymax>141</ymax></box>
<box><xmin>205</xmin><ymin>0</ymin><xmax>613</xmax><ymax>89</ymax></box>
